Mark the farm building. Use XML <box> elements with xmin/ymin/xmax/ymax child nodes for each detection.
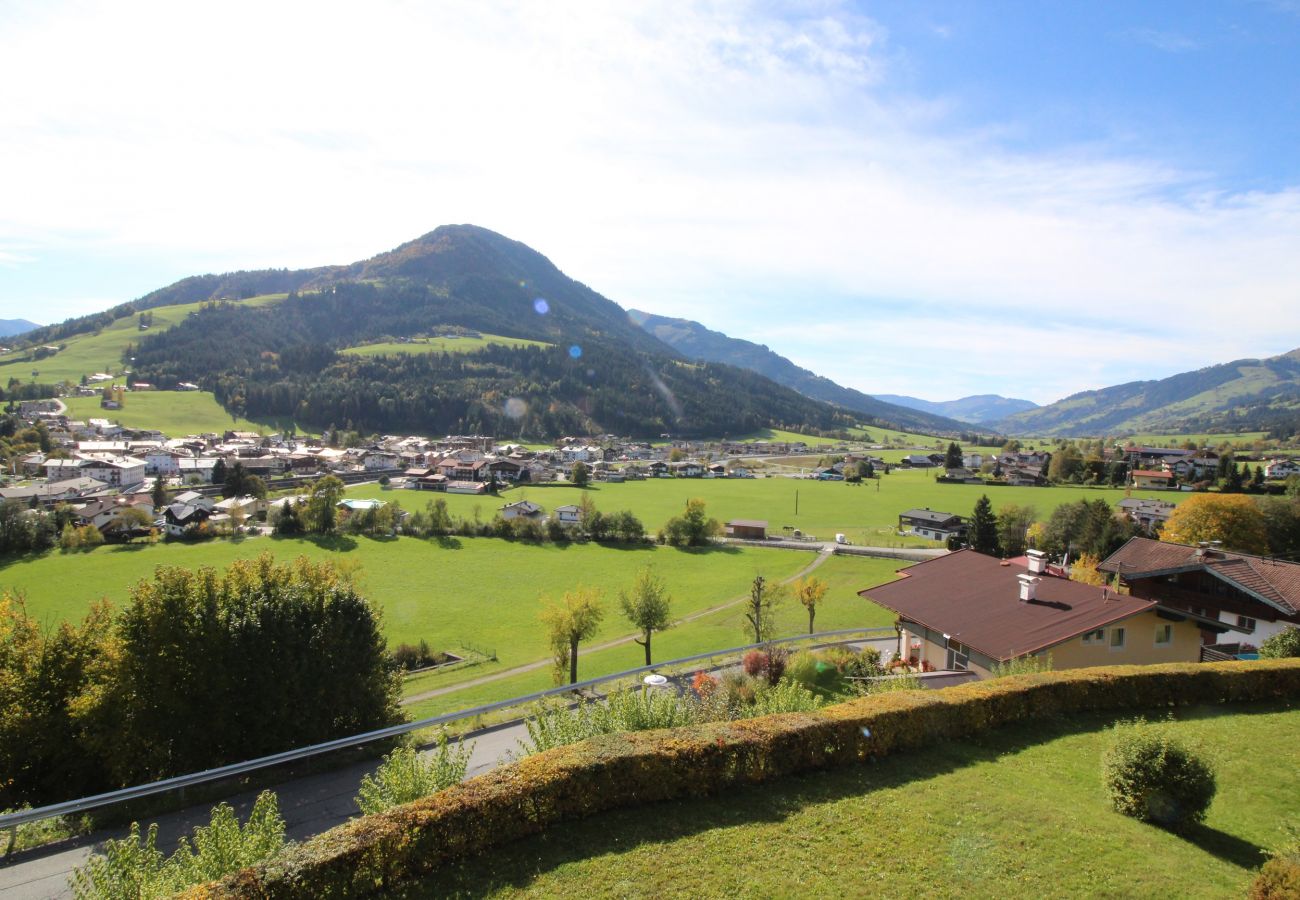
<box><xmin>725</xmin><ymin>519</ymin><xmax>768</xmax><ymax>540</ymax></box>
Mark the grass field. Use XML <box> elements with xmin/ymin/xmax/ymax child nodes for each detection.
<box><xmin>61</xmin><ymin>391</ymin><xmax>284</xmax><ymax>436</ymax></box>
<box><xmin>0</xmin><ymin>294</ymin><xmax>285</xmax><ymax>387</ymax></box>
<box><xmin>0</xmin><ymin>535</ymin><xmax>816</xmax><ymax>674</ymax></box>
<box><xmin>1123</xmin><ymin>431</ymin><xmax>1272</xmax><ymax>448</ymax></box>
<box><xmin>426</xmin><ymin>702</ymin><xmax>1300</xmax><ymax>898</ymax></box>
<box><xmin>400</xmin><ymin>552</ymin><xmax>901</xmax><ymax>717</ymax></box>
<box><xmin>354</xmin><ymin>468</ymin><xmax>1180</xmax><ymax>548</ymax></box>
<box><xmin>341</xmin><ymin>333</ymin><xmax>550</xmax><ymax>357</ymax></box>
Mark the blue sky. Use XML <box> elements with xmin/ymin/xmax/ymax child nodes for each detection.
<box><xmin>1</xmin><ymin>1</ymin><xmax>1298</xmax><ymax>404</ymax></box>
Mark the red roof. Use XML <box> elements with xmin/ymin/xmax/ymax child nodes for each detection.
<box><xmin>859</xmin><ymin>550</ymin><xmax>1154</xmax><ymax>662</ymax></box>
<box><xmin>1100</xmin><ymin>537</ymin><xmax>1300</xmax><ymax>616</ymax></box>
<box><xmin>1131</xmin><ymin>470</ymin><xmax>1172</xmax><ymax>478</ymax></box>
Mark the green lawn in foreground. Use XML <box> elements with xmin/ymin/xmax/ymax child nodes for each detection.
<box><xmin>422</xmin><ymin>703</ymin><xmax>1300</xmax><ymax>898</ymax></box>
<box><xmin>0</xmin><ymin>536</ymin><xmax>810</xmax><ymax>671</ymax></box>
<box><xmin>353</xmin><ymin>468</ymin><xmax>1181</xmax><ymax>548</ymax></box>
<box><xmin>0</xmin><ymin>294</ymin><xmax>285</xmax><ymax>386</ymax></box>
<box><xmin>340</xmin><ymin>333</ymin><xmax>550</xmax><ymax>357</ymax></box>
<box><xmin>61</xmin><ymin>391</ymin><xmax>282</xmax><ymax>436</ymax></box>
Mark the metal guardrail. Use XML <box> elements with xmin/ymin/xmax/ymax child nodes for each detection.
<box><xmin>0</xmin><ymin>627</ymin><xmax>894</xmax><ymax>831</ymax></box>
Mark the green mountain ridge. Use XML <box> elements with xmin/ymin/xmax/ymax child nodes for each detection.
<box><xmin>626</xmin><ymin>310</ymin><xmax>970</xmax><ymax>434</ymax></box>
<box><xmin>994</xmin><ymin>348</ymin><xmax>1300</xmax><ymax>437</ymax></box>
<box><xmin>104</xmin><ymin>226</ymin><xmax>880</xmax><ymax>439</ymax></box>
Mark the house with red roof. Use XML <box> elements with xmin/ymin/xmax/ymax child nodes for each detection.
<box><xmin>859</xmin><ymin>549</ymin><xmax>1203</xmax><ymax>678</ymax></box>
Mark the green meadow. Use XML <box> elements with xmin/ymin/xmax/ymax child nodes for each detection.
<box><xmin>1122</xmin><ymin>431</ymin><xmax>1271</xmax><ymax>448</ymax></box>
<box><xmin>353</xmin><ymin>467</ymin><xmax>1180</xmax><ymax>548</ymax></box>
<box><xmin>429</xmin><ymin>703</ymin><xmax>1300</xmax><ymax>898</ymax></box>
<box><xmin>341</xmin><ymin>333</ymin><xmax>550</xmax><ymax>357</ymax></box>
<box><xmin>0</xmin><ymin>294</ymin><xmax>286</xmax><ymax>387</ymax></box>
<box><xmin>62</xmin><ymin>391</ymin><xmax>278</xmax><ymax>437</ymax></box>
<box><xmin>0</xmin><ymin>535</ymin><xmax>815</xmax><ymax>674</ymax></box>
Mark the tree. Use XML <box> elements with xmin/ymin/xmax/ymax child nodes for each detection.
<box><xmin>540</xmin><ymin>587</ymin><xmax>604</xmax><ymax>685</ymax></box>
<box><xmin>105</xmin><ymin>506</ymin><xmax>154</xmax><ymax>541</ymax></box>
<box><xmin>995</xmin><ymin>504</ymin><xmax>1037</xmax><ymax>558</ymax></box>
<box><xmin>222</xmin><ymin>461</ymin><xmax>265</xmax><ymax>499</ymax></box>
<box><xmin>619</xmin><ymin>568</ymin><xmax>672</xmax><ymax>665</ymax></box>
<box><xmin>304</xmin><ymin>475</ymin><xmax>345</xmax><ymax>534</ymax></box>
<box><xmin>569</xmin><ymin>461</ymin><xmax>589</xmax><ymax>486</ymax></box>
<box><xmin>659</xmin><ymin>498</ymin><xmax>721</xmax><ymax>546</ymax></box>
<box><xmin>1258</xmin><ymin>627</ymin><xmax>1300</xmax><ymax>659</ymax></box>
<box><xmin>1259</xmin><ymin>497</ymin><xmax>1300</xmax><ymax>559</ymax></box>
<box><xmin>793</xmin><ymin>575</ymin><xmax>828</xmax><ymax>635</ymax></box>
<box><xmin>1162</xmin><ymin>494</ymin><xmax>1269</xmax><ymax>555</ymax></box>
<box><xmin>944</xmin><ymin>442</ymin><xmax>963</xmax><ymax>469</ymax></box>
<box><xmin>1249</xmin><ymin>465</ymin><xmax>1266</xmax><ymax>493</ymax></box>
<box><xmin>271</xmin><ymin>499</ymin><xmax>304</xmax><ymax>536</ymax></box>
<box><xmin>857</xmin><ymin>459</ymin><xmax>874</xmax><ymax>480</ymax></box>
<box><xmin>970</xmin><ymin>495</ymin><xmax>1000</xmax><ymax>556</ymax></box>
<box><xmin>743</xmin><ymin>574</ymin><xmax>785</xmax><ymax>644</ymax></box>
<box><xmin>1069</xmin><ymin>552</ymin><xmax>1108</xmax><ymax>587</ymax></box>
<box><xmin>150</xmin><ymin>477</ymin><xmax>169</xmax><ymax>512</ymax></box>
<box><xmin>210</xmin><ymin>458</ymin><xmax>226</xmax><ymax>487</ymax></box>
<box><xmin>1047</xmin><ymin>444</ymin><xmax>1083</xmax><ymax>482</ymax></box>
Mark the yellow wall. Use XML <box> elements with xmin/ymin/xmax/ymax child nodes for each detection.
<box><xmin>1048</xmin><ymin>610</ymin><xmax>1201</xmax><ymax>669</ymax></box>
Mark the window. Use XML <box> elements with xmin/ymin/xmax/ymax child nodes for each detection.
<box><xmin>1082</xmin><ymin>629</ymin><xmax>1105</xmax><ymax>645</ymax></box>
<box><xmin>1110</xmin><ymin>627</ymin><xmax>1126</xmax><ymax>650</ymax></box>
<box><xmin>1155</xmin><ymin>624</ymin><xmax>1172</xmax><ymax>646</ymax></box>
<box><xmin>1237</xmin><ymin>616</ymin><xmax>1256</xmax><ymax>633</ymax></box>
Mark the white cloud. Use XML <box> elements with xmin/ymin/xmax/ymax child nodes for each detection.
<box><xmin>0</xmin><ymin>0</ymin><xmax>1297</xmax><ymax>403</ymax></box>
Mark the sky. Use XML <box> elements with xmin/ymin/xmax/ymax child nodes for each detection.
<box><xmin>1</xmin><ymin>0</ymin><xmax>1298</xmax><ymax>405</ymax></box>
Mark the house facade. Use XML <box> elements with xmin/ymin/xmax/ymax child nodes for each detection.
<box><xmin>860</xmin><ymin>549</ymin><xmax>1203</xmax><ymax>678</ymax></box>
<box><xmin>897</xmin><ymin>508</ymin><xmax>966</xmax><ymax>542</ymax></box>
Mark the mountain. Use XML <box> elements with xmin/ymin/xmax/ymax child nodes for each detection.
<box><xmin>0</xmin><ymin>319</ymin><xmax>40</xmax><ymax>338</ymax></box>
<box><xmin>101</xmin><ymin>226</ymin><xmax>870</xmax><ymax>439</ymax></box>
<box><xmin>627</xmin><ymin>311</ymin><xmax>969</xmax><ymax>435</ymax></box>
<box><xmin>873</xmin><ymin>393</ymin><xmax>1038</xmax><ymax>424</ymax></box>
<box><xmin>994</xmin><ymin>348</ymin><xmax>1300</xmax><ymax>437</ymax></box>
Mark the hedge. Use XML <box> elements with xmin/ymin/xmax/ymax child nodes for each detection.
<box><xmin>183</xmin><ymin>660</ymin><xmax>1300</xmax><ymax>898</ymax></box>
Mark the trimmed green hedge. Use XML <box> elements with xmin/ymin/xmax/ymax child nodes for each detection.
<box><xmin>185</xmin><ymin>660</ymin><xmax>1300</xmax><ymax>898</ymax></box>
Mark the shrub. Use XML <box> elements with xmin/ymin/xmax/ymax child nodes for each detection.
<box><xmin>1102</xmin><ymin>719</ymin><xmax>1216</xmax><ymax>830</ymax></box>
<box><xmin>765</xmin><ymin>646</ymin><xmax>788</xmax><ymax>686</ymax></box>
<box><xmin>1251</xmin><ymin>823</ymin><xmax>1300</xmax><ymax>899</ymax></box>
<box><xmin>1259</xmin><ymin>628</ymin><xmax>1300</xmax><ymax>659</ymax></box>
<box><xmin>743</xmin><ymin>680</ymin><xmax>822</xmax><ymax>718</ymax></box>
<box><xmin>785</xmin><ymin>650</ymin><xmax>843</xmax><ymax>693</ymax></box>
<box><xmin>856</xmin><ymin>673</ymin><xmax>924</xmax><ymax>695</ymax></box>
<box><xmin>390</xmin><ymin>640</ymin><xmax>437</xmax><ymax>671</ymax></box>
<box><xmin>742</xmin><ymin>650</ymin><xmax>767</xmax><ymax>678</ymax></box>
<box><xmin>71</xmin><ymin>791</ymin><xmax>285</xmax><ymax>899</ymax></box>
<box><xmin>523</xmin><ymin>687</ymin><xmax>696</xmax><ymax>754</ymax></box>
<box><xmin>991</xmin><ymin>653</ymin><xmax>1054</xmax><ymax>678</ymax></box>
<box><xmin>356</xmin><ymin>736</ymin><xmax>473</xmax><ymax>815</ymax></box>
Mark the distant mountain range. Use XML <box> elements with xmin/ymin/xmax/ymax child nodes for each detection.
<box><xmin>993</xmin><ymin>348</ymin><xmax>1300</xmax><ymax>437</ymax></box>
<box><xmin>0</xmin><ymin>319</ymin><xmax>40</xmax><ymax>338</ymax></box>
<box><xmin>627</xmin><ymin>311</ymin><xmax>969</xmax><ymax>434</ymax></box>
<box><xmin>872</xmin><ymin>393</ymin><xmax>1038</xmax><ymax>424</ymax></box>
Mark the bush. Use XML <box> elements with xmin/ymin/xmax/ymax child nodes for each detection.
<box><xmin>356</xmin><ymin>736</ymin><xmax>473</xmax><ymax>815</ymax></box>
<box><xmin>1102</xmin><ymin>719</ymin><xmax>1216</xmax><ymax>830</ymax></box>
<box><xmin>785</xmin><ymin>650</ymin><xmax>843</xmax><ymax>693</ymax></box>
<box><xmin>523</xmin><ymin>687</ymin><xmax>696</xmax><ymax>754</ymax></box>
<box><xmin>856</xmin><ymin>673</ymin><xmax>924</xmax><ymax>695</ymax></box>
<box><xmin>71</xmin><ymin>791</ymin><xmax>285</xmax><ymax>899</ymax></box>
<box><xmin>391</xmin><ymin>640</ymin><xmax>436</xmax><ymax>671</ymax></box>
<box><xmin>1260</xmin><ymin>628</ymin><xmax>1300</xmax><ymax>660</ymax></box>
<box><xmin>1251</xmin><ymin>823</ymin><xmax>1300</xmax><ymax>899</ymax></box>
<box><xmin>742</xmin><ymin>650</ymin><xmax>767</xmax><ymax>678</ymax></box>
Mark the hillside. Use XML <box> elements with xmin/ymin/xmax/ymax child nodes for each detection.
<box><xmin>995</xmin><ymin>347</ymin><xmax>1300</xmax><ymax>437</ymax></box>
<box><xmin>873</xmin><ymin>392</ymin><xmax>1037</xmax><ymax>424</ymax></box>
<box><xmin>110</xmin><ymin>226</ymin><xmax>863</xmax><ymax>439</ymax></box>
<box><xmin>627</xmin><ymin>310</ymin><xmax>968</xmax><ymax>434</ymax></box>
<box><xmin>0</xmin><ymin>318</ymin><xmax>39</xmax><ymax>337</ymax></box>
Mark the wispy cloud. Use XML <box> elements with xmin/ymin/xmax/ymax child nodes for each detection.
<box><xmin>1123</xmin><ymin>27</ymin><xmax>1200</xmax><ymax>52</ymax></box>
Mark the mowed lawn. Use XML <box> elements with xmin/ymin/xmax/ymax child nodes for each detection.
<box><xmin>0</xmin><ymin>535</ymin><xmax>812</xmax><ymax>671</ymax></box>
<box><xmin>423</xmin><ymin>703</ymin><xmax>1300</xmax><ymax>898</ymax></box>
<box><xmin>63</xmin><ymin>391</ymin><xmax>281</xmax><ymax>437</ymax></box>
<box><xmin>0</xmin><ymin>294</ymin><xmax>285</xmax><ymax>386</ymax></box>
<box><xmin>341</xmin><ymin>333</ymin><xmax>550</xmax><ymax>357</ymax></box>
<box><xmin>353</xmin><ymin>469</ymin><xmax>1180</xmax><ymax>548</ymax></box>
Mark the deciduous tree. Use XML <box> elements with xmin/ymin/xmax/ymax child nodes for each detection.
<box><xmin>743</xmin><ymin>574</ymin><xmax>785</xmax><ymax>644</ymax></box>
<box><xmin>619</xmin><ymin>568</ymin><xmax>672</xmax><ymax>665</ymax></box>
<box><xmin>793</xmin><ymin>575</ymin><xmax>828</xmax><ymax>634</ymax></box>
<box><xmin>1162</xmin><ymin>493</ymin><xmax>1269</xmax><ymax>555</ymax></box>
<box><xmin>540</xmin><ymin>587</ymin><xmax>604</xmax><ymax>685</ymax></box>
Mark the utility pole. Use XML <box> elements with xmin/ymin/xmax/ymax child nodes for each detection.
<box><xmin>795</xmin><ymin>488</ymin><xmax>799</xmax><ymax>516</ymax></box>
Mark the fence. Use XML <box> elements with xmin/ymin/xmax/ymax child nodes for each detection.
<box><xmin>0</xmin><ymin>627</ymin><xmax>894</xmax><ymax>832</ymax></box>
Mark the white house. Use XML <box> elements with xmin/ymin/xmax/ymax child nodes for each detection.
<box><xmin>553</xmin><ymin>504</ymin><xmax>582</xmax><ymax>526</ymax></box>
<box><xmin>364</xmin><ymin>451</ymin><xmax>402</xmax><ymax>472</ymax></box>
<box><xmin>499</xmin><ymin>499</ymin><xmax>544</xmax><ymax>521</ymax></box>
<box><xmin>1264</xmin><ymin>459</ymin><xmax>1300</xmax><ymax>480</ymax></box>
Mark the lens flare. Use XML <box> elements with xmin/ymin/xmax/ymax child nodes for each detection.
<box><xmin>533</xmin><ymin>298</ymin><xmax>549</xmax><ymax>315</ymax></box>
<box><xmin>504</xmin><ymin>397</ymin><xmax>527</xmax><ymax>420</ymax></box>
<box><xmin>569</xmin><ymin>344</ymin><xmax>582</xmax><ymax>359</ymax></box>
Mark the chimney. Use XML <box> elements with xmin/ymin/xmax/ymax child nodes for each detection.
<box><xmin>1026</xmin><ymin>549</ymin><xmax>1047</xmax><ymax>575</ymax></box>
<box><xmin>1196</xmin><ymin>541</ymin><xmax>1209</xmax><ymax>558</ymax></box>
<box><xmin>1018</xmin><ymin>574</ymin><xmax>1040</xmax><ymax>603</ymax></box>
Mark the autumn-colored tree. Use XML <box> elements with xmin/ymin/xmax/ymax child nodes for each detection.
<box><xmin>743</xmin><ymin>574</ymin><xmax>786</xmax><ymax>644</ymax></box>
<box><xmin>1162</xmin><ymin>494</ymin><xmax>1269</xmax><ymax>555</ymax></box>
<box><xmin>540</xmin><ymin>587</ymin><xmax>604</xmax><ymax>685</ymax></box>
<box><xmin>793</xmin><ymin>575</ymin><xmax>828</xmax><ymax>634</ymax></box>
<box><xmin>1069</xmin><ymin>552</ymin><xmax>1108</xmax><ymax>587</ymax></box>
